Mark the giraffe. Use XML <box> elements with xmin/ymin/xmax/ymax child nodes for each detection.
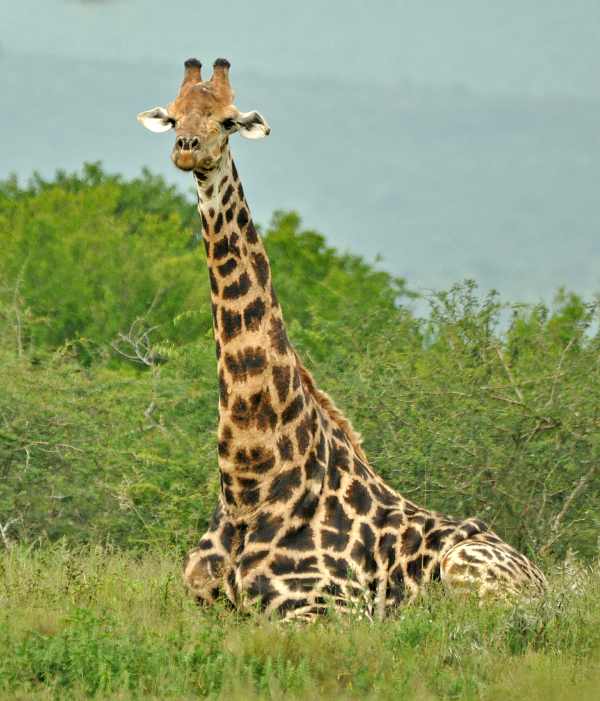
<box><xmin>137</xmin><ymin>58</ymin><xmax>546</xmax><ymax>620</ymax></box>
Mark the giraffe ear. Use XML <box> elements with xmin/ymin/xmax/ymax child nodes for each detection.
<box><xmin>137</xmin><ymin>107</ymin><xmax>175</xmax><ymax>133</ymax></box>
<box><xmin>236</xmin><ymin>111</ymin><xmax>271</xmax><ymax>140</ymax></box>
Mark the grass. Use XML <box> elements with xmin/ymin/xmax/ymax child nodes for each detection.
<box><xmin>1</xmin><ymin>545</ymin><xmax>599</xmax><ymax>700</ymax></box>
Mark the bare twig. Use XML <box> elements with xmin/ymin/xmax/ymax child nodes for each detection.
<box><xmin>489</xmin><ymin>394</ymin><xmax>525</xmax><ymax>408</ymax></box>
<box><xmin>540</xmin><ymin>464</ymin><xmax>597</xmax><ymax>556</ymax></box>
<box><xmin>480</xmin><ymin>373</ymin><xmax>565</xmax><ymax>391</ymax></box>
<box><xmin>539</xmin><ymin>462</ymin><xmax>560</xmax><ymax>516</ymax></box>
<box><xmin>495</xmin><ymin>346</ymin><xmax>524</xmax><ymax>403</ymax></box>
<box><xmin>142</xmin><ymin>400</ymin><xmax>167</xmax><ymax>434</ymax></box>
<box><xmin>522</xmin><ymin>417</ymin><xmax>560</xmax><ymax>443</ymax></box>
<box><xmin>22</xmin><ymin>441</ymin><xmax>83</xmax><ymax>457</ymax></box>
<box><xmin>111</xmin><ymin>319</ymin><xmax>161</xmax><ymax>367</ymax></box>
<box><xmin>546</xmin><ymin>336</ymin><xmax>577</xmax><ymax>408</ymax></box>
<box><xmin>12</xmin><ymin>258</ymin><xmax>30</xmax><ymax>358</ymax></box>
<box><xmin>110</xmin><ymin>290</ymin><xmax>166</xmax><ymax>367</ymax></box>
<box><xmin>0</xmin><ymin>518</ymin><xmax>19</xmax><ymax>550</ymax></box>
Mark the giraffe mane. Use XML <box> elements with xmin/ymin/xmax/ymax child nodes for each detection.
<box><xmin>292</xmin><ymin>350</ymin><xmax>369</xmax><ymax>465</ymax></box>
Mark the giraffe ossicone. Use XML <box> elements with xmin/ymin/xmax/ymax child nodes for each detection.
<box><xmin>137</xmin><ymin>57</ymin><xmax>546</xmax><ymax>620</ymax></box>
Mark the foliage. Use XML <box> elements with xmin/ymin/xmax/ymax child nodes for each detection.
<box><xmin>1</xmin><ymin>546</ymin><xmax>600</xmax><ymax>700</ymax></box>
<box><xmin>324</xmin><ymin>282</ymin><xmax>600</xmax><ymax>558</ymax></box>
<box><xmin>0</xmin><ymin>164</ymin><xmax>599</xmax><ymax>562</ymax></box>
<box><xmin>0</xmin><ymin>163</ymin><xmax>207</xmax><ymax>356</ymax></box>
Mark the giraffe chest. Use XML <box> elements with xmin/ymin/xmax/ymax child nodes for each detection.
<box><xmin>222</xmin><ymin>480</ymin><xmax>434</xmax><ymax>616</ymax></box>
<box><xmin>218</xmin><ymin>431</ymin><xmax>486</xmax><ymax>618</ymax></box>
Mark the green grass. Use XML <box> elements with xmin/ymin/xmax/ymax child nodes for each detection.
<box><xmin>1</xmin><ymin>547</ymin><xmax>599</xmax><ymax>700</ymax></box>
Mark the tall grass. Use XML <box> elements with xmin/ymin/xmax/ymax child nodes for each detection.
<box><xmin>1</xmin><ymin>546</ymin><xmax>599</xmax><ymax>700</ymax></box>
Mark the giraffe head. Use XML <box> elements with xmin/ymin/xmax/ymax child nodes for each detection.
<box><xmin>138</xmin><ymin>58</ymin><xmax>270</xmax><ymax>172</ymax></box>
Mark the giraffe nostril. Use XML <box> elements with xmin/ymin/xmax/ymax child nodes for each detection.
<box><xmin>191</xmin><ymin>137</ymin><xmax>200</xmax><ymax>150</ymax></box>
<box><xmin>176</xmin><ymin>137</ymin><xmax>186</xmax><ymax>150</ymax></box>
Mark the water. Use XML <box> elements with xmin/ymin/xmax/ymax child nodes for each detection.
<box><xmin>2</xmin><ymin>0</ymin><xmax>599</xmax><ymax>301</ymax></box>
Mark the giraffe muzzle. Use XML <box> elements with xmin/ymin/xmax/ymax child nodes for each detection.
<box><xmin>175</xmin><ymin>136</ymin><xmax>201</xmax><ymax>151</ymax></box>
<box><xmin>172</xmin><ymin>137</ymin><xmax>204</xmax><ymax>171</ymax></box>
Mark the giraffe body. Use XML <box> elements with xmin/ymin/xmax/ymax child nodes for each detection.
<box><xmin>139</xmin><ymin>58</ymin><xmax>546</xmax><ymax>620</ymax></box>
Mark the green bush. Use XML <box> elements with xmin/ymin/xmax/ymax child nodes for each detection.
<box><xmin>323</xmin><ymin>282</ymin><xmax>600</xmax><ymax>558</ymax></box>
<box><xmin>0</xmin><ymin>163</ymin><xmax>207</xmax><ymax>355</ymax></box>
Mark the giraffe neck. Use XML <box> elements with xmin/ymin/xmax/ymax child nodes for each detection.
<box><xmin>195</xmin><ymin>149</ymin><xmax>325</xmax><ymax>519</ymax></box>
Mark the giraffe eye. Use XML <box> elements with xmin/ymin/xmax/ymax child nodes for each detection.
<box><xmin>221</xmin><ymin>118</ymin><xmax>236</xmax><ymax>131</ymax></box>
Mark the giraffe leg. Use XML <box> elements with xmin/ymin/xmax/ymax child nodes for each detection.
<box><xmin>183</xmin><ymin>535</ymin><xmax>228</xmax><ymax>605</ymax></box>
<box><xmin>440</xmin><ymin>538</ymin><xmax>547</xmax><ymax>599</ymax></box>
<box><xmin>183</xmin><ymin>504</ymin><xmax>235</xmax><ymax>606</ymax></box>
<box><xmin>375</xmin><ymin>577</ymin><xmax>388</xmax><ymax>621</ymax></box>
